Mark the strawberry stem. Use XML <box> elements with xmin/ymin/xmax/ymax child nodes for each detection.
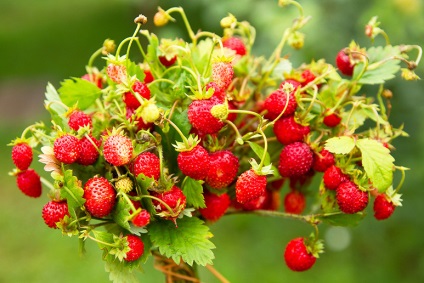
<box><xmin>140</xmin><ymin>194</ymin><xmax>176</xmax><ymax>217</ymax></box>
<box><xmin>165</xmin><ymin>7</ymin><xmax>196</xmax><ymax>45</ymax></box>
<box><xmin>164</xmin><ymin>118</ymin><xmax>189</xmax><ymax>146</ymax></box>
<box><xmin>393</xmin><ymin>166</ymin><xmax>408</xmax><ymax>195</ymax></box>
<box><xmin>40</xmin><ymin>176</ymin><xmax>55</xmax><ymax>191</ymax></box>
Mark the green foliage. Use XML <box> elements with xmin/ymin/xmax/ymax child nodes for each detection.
<box><xmin>61</xmin><ymin>169</ymin><xmax>85</xmax><ymax>220</ymax></box>
<box><xmin>58</xmin><ymin>77</ymin><xmax>102</xmax><ymax>110</ymax></box>
<box><xmin>324</xmin><ymin>136</ymin><xmax>356</xmax><ymax>155</ymax></box>
<box><xmin>319</xmin><ymin>212</ymin><xmax>365</xmax><ymax>227</ymax></box>
<box><xmin>182</xmin><ymin>177</ymin><xmax>205</xmax><ymax>208</ymax></box>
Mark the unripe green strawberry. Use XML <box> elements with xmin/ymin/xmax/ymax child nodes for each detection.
<box><xmin>130</xmin><ymin>152</ymin><xmax>160</xmax><ymax>180</ymax></box>
<box><xmin>284</xmin><ymin>237</ymin><xmax>317</xmax><ymax>272</ymax></box>
<box><xmin>103</xmin><ymin>133</ymin><xmax>133</xmax><ymax>166</ymax></box>
<box><xmin>83</xmin><ymin>176</ymin><xmax>116</xmax><ymax>218</ymax></box>
<box><xmin>336</xmin><ymin>181</ymin><xmax>369</xmax><ymax>214</ymax></box>
<box><xmin>199</xmin><ymin>191</ymin><xmax>231</xmax><ymax>222</ymax></box>
<box><xmin>123</xmin><ymin>80</ymin><xmax>151</xmax><ymax>110</ymax></box>
<box><xmin>222</xmin><ymin>36</ymin><xmax>247</xmax><ymax>56</ymax></box>
<box><xmin>373</xmin><ymin>194</ymin><xmax>396</xmax><ymax>220</ymax></box>
<box><xmin>68</xmin><ymin>110</ymin><xmax>92</xmax><ymax>131</ymax></box>
<box><xmin>312</xmin><ymin>149</ymin><xmax>335</xmax><ymax>172</ymax></box>
<box><xmin>284</xmin><ymin>190</ymin><xmax>306</xmax><ymax>214</ymax></box>
<box><xmin>151</xmin><ymin>186</ymin><xmax>187</xmax><ymax>220</ymax></box>
<box><xmin>12</xmin><ymin>142</ymin><xmax>33</xmax><ymax>170</ymax></box>
<box><xmin>187</xmin><ymin>98</ymin><xmax>225</xmax><ymax>135</ymax></box>
<box><xmin>323</xmin><ymin>165</ymin><xmax>348</xmax><ymax>190</ymax></box>
<box><xmin>212</xmin><ymin>60</ymin><xmax>234</xmax><ymax>91</ymax></box>
<box><xmin>263</xmin><ymin>89</ymin><xmax>297</xmax><ymax>120</ymax></box>
<box><xmin>42</xmin><ymin>200</ymin><xmax>69</xmax><ymax>229</ymax></box>
<box><xmin>235</xmin><ymin>169</ymin><xmax>267</xmax><ymax>204</ymax></box>
<box><xmin>53</xmin><ymin>134</ymin><xmax>82</xmax><ymax>164</ymax></box>
<box><xmin>124</xmin><ymin>235</ymin><xmax>144</xmax><ymax>262</ymax></box>
<box><xmin>115</xmin><ymin>177</ymin><xmax>134</xmax><ymax>194</ymax></box>
<box><xmin>132</xmin><ymin>209</ymin><xmax>151</xmax><ymax>227</ymax></box>
<box><xmin>278</xmin><ymin>142</ymin><xmax>313</xmax><ymax>178</ymax></box>
<box><xmin>16</xmin><ymin>169</ymin><xmax>42</xmax><ymax>198</ymax></box>
<box><xmin>126</xmin><ymin>107</ymin><xmax>154</xmax><ymax>132</ymax></box>
<box><xmin>273</xmin><ymin>116</ymin><xmax>310</xmax><ymax>145</ymax></box>
<box><xmin>177</xmin><ymin>145</ymin><xmax>210</xmax><ymax>180</ymax></box>
<box><xmin>205</xmin><ymin>150</ymin><xmax>239</xmax><ymax>189</ymax></box>
<box><xmin>77</xmin><ymin>134</ymin><xmax>101</xmax><ymax>166</ymax></box>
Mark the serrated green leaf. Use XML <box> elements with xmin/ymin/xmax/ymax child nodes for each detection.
<box><xmin>61</xmin><ymin>169</ymin><xmax>85</xmax><ymax>220</ymax></box>
<box><xmin>356</xmin><ymin>138</ymin><xmax>394</xmax><ymax>192</ymax></box>
<box><xmin>182</xmin><ymin>177</ymin><xmax>205</xmax><ymax>208</ymax></box>
<box><xmin>149</xmin><ymin>217</ymin><xmax>215</xmax><ymax>266</ymax></box>
<box><xmin>324</xmin><ymin>136</ymin><xmax>355</xmax><ymax>155</ymax></box>
<box><xmin>126</xmin><ymin>60</ymin><xmax>145</xmax><ymax>82</ymax></box>
<box><xmin>112</xmin><ymin>195</ymin><xmax>132</xmax><ymax>232</ymax></box>
<box><xmin>247</xmin><ymin>141</ymin><xmax>271</xmax><ymax>165</ymax></box>
<box><xmin>191</xmin><ymin>38</ymin><xmax>215</xmax><ymax>75</ymax></box>
<box><xmin>91</xmin><ymin>230</ymin><xmax>114</xmax><ymax>249</ymax></box>
<box><xmin>105</xmin><ymin>261</ymin><xmax>139</xmax><ymax>283</ymax></box>
<box><xmin>136</xmin><ymin>174</ymin><xmax>156</xmax><ymax>215</ymax></box>
<box><xmin>44</xmin><ymin>83</ymin><xmax>67</xmax><ymax>128</ymax></box>
<box><xmin>58</xmin><ymin>77</ymin><xmax>102</xmax><ymax>110</ymax></box>
<box><xmin>319</xmin><ymin>212</ymin><xmax>365</xmax><ymax>227</ymax></box>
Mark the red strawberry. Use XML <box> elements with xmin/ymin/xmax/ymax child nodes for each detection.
<box><xmin>323</xmin><ymin>111</ymin><xmax>342</xmax><ymax>127</ymax></box>
<box><xmin>68</xmin><ymin>110</ymin><xmax>92</xmax><ymax>131</ymax></box>
<box><xmin>263</xmin><ymin>89</ymin><xmax>297</xmax><ymax>120</ymax></box>
<box><xmin>284</xmin><ymin>237</ymin><xmax>317</xmax><ymax>272</ymax></box>
<box><xmin>159</xmin><ymin>55</ymin><xmax>177</xmax><ymax>67</ymax></box>
<box><xmin>187</xmin><ymin>98</ymin><xmax>225</xmax><ymax>135</ymax></box>
<box><xmin>82</xmin><ymin>73</ymin><xmax>102</xmax><ymax>88</ymax></box>
<box><xmin>42</xmin><ymin>200</ymin><xmax>69</xmax><ymax>229</ymax></box>
<box><xmin>205</xmin><ymin>150</ymin><xmax>239</xmax><ymax>189</ymax></box>
<box><xmin>280</xmin><ymin>79</ymin><xmax>302</xmax><ymax>90</ymax></box>
<box><xmin>241</xmin><ymin>191</ymin><xmax>270</xmax><ymax>211</ymax></box>
<box><xmin>103</xmin><ymin>133</ymin><xmax>133</xmax><ymax>166</ymax></box>
<box><xmin>373</xmin><ymin>194</ymin><xmax>396</xmax><ymax>220</ymax></box>
<box><xmin>124</xmin><ymin>234</ymin><xmax>144</xmax><ymax>262</ymax></box>
<box><xmin>107</xmin><ymin>63</ymin><xmax>127</xmax><ymax>84</ymax></box>
<box><xmin>151</xmin><ymin>186</ymin><xmax>187</xmax><ymax>219</ymax></box>
<box><xmin>336</xmin><ymin>49</ymin><xmax>354</xmax><ymax>76</ymax></box>
<box><xmin>222</xmin><ymin>37</ymin><xmax>247</xmax><ymax>56</ymax></box>
<box><xmin>130</xmin><ymin>152</ymin><xmax>160</xmax><ymax>180</ymax></box>
<box><xmin>336</xmin><ymin>181</ymin><xmax>369</xmax><ymax>214</ymax></box>
<box><xmin>199</xmin><ymin>191</ymin><xmax>231</xmax><ymax>222</ymax></box>
<box><xmin>205</xmin><ymin>82</ymin><xmax>226</xmax><ymax>101</ymax></box>
<box><xmin>177</xmin><ymin>145</ymin><xmax>210</xmax><ymax>180</ymax></box>
<box><xmin>284</xmin><ymin>190</ymin><xmax>306</xmax><ymax>214</ymax></box>
<box><xmin>12</xmin><ymin>142</ymin><xmax>33</xmax><ymax>170</ymax></box>
<box><xmin>278</xmin><ymin>142</ymin><xmax>313</xmax><ymax>178</ymax></box>
<box><xmin>132</xmin><ymin>209</ymin><xmax>151</xmax><ymax>227</ymax></box>
<box><xmin>123</xmin><ymin>80</ymin><xmax>151</xmax><ymax>110</ymax></box>
<box><xmin>16</xmin><ymin>169</ymin><xmax>42</xmax><ymax>198</ymax></box>
<box><xmin>53</xmin><ymin>134</ymin><xmax>81</xmax><ymax>164</ymax></box>
<box><xmin>312</xmin><ymin>149</ymin><xmax>335</xmax><ymax>172</ymax></box>
<box><xmin>323</xmin><ymin>165</ymin><xmax>348</xmax><ymax>190</ymax></box>
<box><xmin>83</xmin><ymin>176</ymin><xmax>116</xmax><ymax>218</ymax></box>
<box><xmin>143</xmin><ymin>69</ymin><xmax>154</xmax><ymax>83</ymax></box>
<box><xmin>235</xmin><ymin>169</ymin><xmax>267</xmax><ymax>204</ymax></box>
<box><xmin>212</xmin><ymin>60</ymin><xmax>234</xmax><ymax>91</ymax></box>
<box><xmin>300</xmin><ymin>69</ymin><xmax>316</xmax><ymax>86</ymax></box>
<box><xmin>77</xmin><ymin>135</ymin><xmax>101</xmax><ymax>166</ymax></box>
<box><xmin>273</xmin><ymin>116</ymin><xmax>310</xmax><ymax>145</ymax></box>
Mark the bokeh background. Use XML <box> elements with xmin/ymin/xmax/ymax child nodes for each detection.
<box><xmin>1</xmin><ymin>0</ymin><xmax>423</xmax><ymax>282</ymax></box>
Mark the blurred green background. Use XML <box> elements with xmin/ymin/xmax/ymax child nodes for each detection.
<box><xmin>1</xmin><ymin>0</ymin><xmax>423</xmax><ymax>282</ymax></box>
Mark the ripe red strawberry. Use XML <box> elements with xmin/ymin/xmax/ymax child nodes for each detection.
<box><xmin>278</xmin><ymin>142</ymin><xmax>313</xmax><ymax>178</ymax></box>
<box><xmin>132</xmin><ymin>209</ymin><xmax>151</xmax><ymax>227</ymax></box>
<box><xmin>124</xmin><ymin>234</ymin><xmax>144</xmax><ymax>262</ymax></box>
<box><xmin>83</xmin><ymin>176</ymin><xmax>116</xmax><ymax>218</ymax></box>
<box><xmin>205</xmin><ymin>150</ymin><xmax>239</xmax><ymax>189</ymax></box>
<box><xmin>187</xmin><ymin>98</ymin><xmax>225</xmax><ymax>135</ymax></box>
<box><xmin>280</xmin><ymin>79</ymin><xmax>301</xmax><ymax>90</ymax></box>
<box><xmin>42</xmin><ymin>200</ymin><xmax>69</xmax><ymax>229</ymax></box>
<box><xmin>82</xmin><ymin>73</ymin><xmax>102</xmax><ymax>88</ymax></box>
<box><xmin>312</xmin><ymin>149</ymin><xmax>335</xmax><ymax>172</ymax></box>
<box><xmin>199</xmin><ymin>191</ymin><xmax>231</xmax><ymax>222</ymax></box>
<box><xmin>284</xmin><ymin>237</ymin><xmax>317</xmax><ymax>272</ymax></box>
<box><xmin>222</xmin><ymin>37</ymin><xmax>247</xmax><ymax>56</ymax></box>
<box><xmin>151</xmin><ymin>186</ymin><xmax>187</xmax><ymax>219</ymax></box>
<box><xmin>212</xmin><ymin>60</ymin><xmax>234</xmax><ymax>91</ymax></box>
<box><xmin>336</xmin><ymin>49</ymin><xmax>354</xmax><ymax>76</ymax></box>
<box><xmin>177</xmin><ymin>145</ymin><xmax>210</xmax><ymax>180</ymax></box>
<box><xmin>77</xmin><ymin>135</ymin><xmax>101</xmax><ymax>166</ymax></box>
<box><xmin>336</xmin><ymin>181</ymin><xmax>369</xmax><ymax>214</ymax></box>
<box><xmin>126</xmin><ymin>107</ymin><xmax>154</xmax><ymax>132</ymax></box>
<box><xmin>68</xmin><ymin>110</ymin><xmax>92</xmax><ymax>131</ymax></box>
<box><xmin>123</xmin><ymin>80</ymin><xmax>151</xmax><ymax>110</ymax></box>
<box><xmin>143</xmin><ymin>69</ymin><xmax>154</xmax><ymax>83</ymax></box>
<box><xmin>205</xmin><ymin>82</ymin><xmax>226</xmax><ymax>102</ymax></box>
<box><xmin>323</xmin><ymin>111</ymin><xmax>342</xmax><ymax>127</ymax></box>
<box><xmin>300</xmin><ymin>69</ymin><xmax>316</xmax><ymax>86</ymax></box>
<box><xmin>103</xmin><ymin>133</ymin><xmax>133</xmax><ymax>166</ymax></box>
<box><xmin>159</xmin><ymin>55</ymin><xmax>177</xmax><ymax>67</ymax></box>
<box><xmin>263</xmin><ymin>89</ymin><xmax>297</xmax><ymax>120</ymax></box>
<box><xmin>323</xmin><ymin>165</ymin><xmax>348</xmax><ymax>190</ymax></box>
<box><xmin>107</xmin><ymin>63</ymin><xmax>127</xmax><ymax>84</ymax></box>
<box><xmin>12</xmin><ymin>142</ymin><xmax>33</xmax><ymax>170</ymax></box>
<box><xmin>16</xmin><ymin>169</ymin><xmax>42</xmax><ymax>198</ymax></box>
<box><xmin>273</xmin><ymin>116</ymin><xmax>310</xmax><ymax>145</ymax></box>
<box><xmin>373</xmin><ymin>194</ymin><xmax>396</xmax><ymax>220</ymax></box>
<box><xmin>130</xmin><ymin>152</ymin><xmax>160</xmax><ymax>180</ymax></box>
<box><xmin>53</xmin><ymin>134</ymin><xmax>81</xmax><ymax>164</ymax></box>
<box><xmin>235</xmin><ymin>169</ymin><xmax>267</xmax><ymax>204</ymax></box>
<box><xmin>284</xmin><ymin>190</ymin><xmax>306</xmax><ymax>214</ymax></box>
<box><xmin>241</xmin><ymin>191</ymin><xmax>270</xmax><ymax>211</ymax></box>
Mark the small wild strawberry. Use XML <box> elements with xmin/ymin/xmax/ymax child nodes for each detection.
<box><xmin>284</xmin><ymin>190</ymin><xmax>306</xmax><ymax>214</ymax></box>
<box><xmin>235</xmin><ymin>169</ymin><xmax>267</xmax><ymax>204</ymax></box>
<box><xmin>263</xmin><ymin>89</ymin><xmax>297</xmax><ymax>120</ymax></box>
<box><xmin>336</xmin><ymin>181</ymin><xmax>369</xmax><ymax>214</ymax></box>
<box><xmin>300</xmin><ymin>69</ymin><xmax>316</xmax><ymax>86</ymax></box>
<box><xmin>53</xmin><ymin>134</ymin><xmax>82</xmax><ymax>164</ymax></box>
<box><xmin>16</xmin><ymin>169</ymin><xmax>42</xmax><ymax>198</ymax></box>
<box><xmin>42</xmin><ymin>200</ymin><xmax>70</xmax><ymax>229</ymax></box>
<box><xmin>12</xmin><ymin>142</ymin><xmax>33</xmax><ymax>170</ymax></box>
<box><xmin>284</xmin><ymin>237</ymin><xmax>317</xmax><ymax>272</ymax></box>
<box><xmin>373</xmin><ymin>194</ymin><xmax>396</xmax><ymax>220</ymax></box>
<box><xmin>273</xmin><ymin>116</ymin><xmax>310</xmax><ymax>145</ymax></box>
<box><xmin>77</xmin><ymin>134</ymin><xmax>101</xmax><ymax>166</ymax></box>
<box><xmin>130</xmin><ymin>152</ymin><xmax>161</xmax><ymax>180</ymax></box>
<box><xmin>124</xmin><ymin>235</ymin><xmax>144</xmax><ymax>262</ymax></box>
<box><xmin>143</xmin><ymin>69</ymin><xmax>154</xmax><ymax>83</ymax></box>
<box><xmin>68</xmin><ymin>110</ymin><xmax>92</xmax><ymax>131</ymax></box>
<box><xmin>83</xmin><ymin>176</ymin><xmax>116</xmax><ymax>218</ymax></box>
<box><xmin>280</xmin><ymin>79</ymin><xmax>301</xmax><ymax>90</ymax></box>
<box><xmin>212</xmin><ymin>59</ymin><xmax>234</xmax><ymax>91</ymax></box>
<box><xmin>323</xmin><ymin>165</ymin><xmax>348</xmax><ymax>190</ymax></box>
<box><xmin>151</xmin><ymin>186</ymin><xmax>187</xmax><ymax>220</ymax></box>
<box><xmin>177</xmin><ymin>145</ymin><xmax>211</xmax><ymax>180</ymax></box>
<box><xmin>132</xmin><ymin>209</ymin><xmax>151</xmax><ymax>227</ymax></box>
<box><xmin>336</xmin><ymin>49</ymin><xmax>355</xmax><ymax>76</ymax></box>
<box><xmin>205</xmin><ymin>82</ymin><xmax>226</xmax><ymax>102</ymax></box>
<box><xmin>323</xmin><ymin>111</ymin><xmax>342</xmax><ymax>127</ymax></box>
<box><xmin>187</xmin><ymin>98</ymin><xmax>225</xmax><ymax>135</ymax></box>
<box><xmin>123</xmin><ymin>80</ymin><xmax>151</xmax><ymax>110</ymax></box>
<box><xmin>199</xmin><ymin>191</ymin><xmax>231</xmax><ymax>222</ymax></box>
<box><xmin>159</xmin><ymin>55</ymin><xmax>177</xmax><ymax>67</ymax></box>
<box><xmin>107</xmin><ymin>63</ymin><xmax>127</xmax><ymax>84</ymax></box>
<box><xmin>222</xmin><ymin>37</ymin><xmax>247</xmax><ymax>56</ymax></box>
<box><xmin>278</xmin><ymin>142</ymin><xmax>313</xmax><ymax>178</ymax></box>
<box><xmin>205</xmin><ymin>150</ymin><xmax>239</xmax><ymax>189</ymax></box>
<box><xmin>312</xmin><ymin>149</ymin><xmax>335</xmax><ymax>172</ymax></box>
<box><xmin>103</xmin><ymin>133</ymin><xmax>133</xmax><ymax>166</ymax></box>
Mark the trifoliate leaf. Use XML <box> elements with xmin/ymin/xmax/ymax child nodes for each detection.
<box><xmin>324</xmin><ymin>136</ymin><xmax>355</xmax><ymax>155</ymax></box>
<box><xmin>149</xmin><ymin>217</ymin><xmax>215</xmax><ymax>266</ymax></box>
<box><xmin>58</xmin><ymin>77</ymin><xmax>102</xmax><ymax>110</ymax></box>
<box><xmin>356</xmin><ymin>138</ymin><xmax>394</xmax><ymax>192</ymax></box>
<box><xmin>247</xmin><ymin>141</ymin><xmax>271</xmax><ymax>165</ymax></box>
<box><xmin>61</xmin><ymin>169</ymin><xmax>85</xmax><ymax>220</ymax></box>
<box><xmin>319</xmin><ymin>212</ymin><xmax>365</xmax><ymax>227</ymax></box>
<box><xmin>182</xmin><ymin>177</ymin><xmax>205</xmax><ymax>208</ymax></box>
<box><xmin>44</xmin><ymin>83</ymin><xmax>67</xmax><ymax>128</ymax></box>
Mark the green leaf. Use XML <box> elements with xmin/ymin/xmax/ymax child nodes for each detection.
<box><xmin>149</xmin><ymin>217</ymin><xmax>215</xmax><ymax>266</ymax></box>
<box><xmin>319</xmin><ymin>212</ymin><xmax>365</xmax><ymax>227</ymax></box>
<box><xmin>324</xmin><ymin>136</ymin><xmax>356</xmax><ymax>155</ymax></box>
<box><xmin>44</xmin><ymin>83</ymin><xmax>67</xmax><ymax>128</ymax></box>
<box><xmin>61</xmin><ymin>169</ymin><xmax>85</xmax><ymax>220</ymax></box>
<box><xmin>58</xmin><ymin>77</ymin><xmax>102</xmax><ymax>110</ymax></box>
<box><xmin>112</xmin><ymin>195</ymin><xmax>132</xmax><ymax>232</ymax></box>
<box><xmin>126</xmin><ymin>60</ymin><xmax>145</xmax><ymax>82</ymax></box>
<box><xmin>136</xmin><ymin>174</ymin><xmax>156</xmax><ymax>215</ymax></box>
<box><xmin>182</xmin><ymin>177</ymin><xmax>205</xmax><ymax>208</ymax></box>
<box><xmin>247</xmin><ymin>141</ymin><xmax>271</xmax><ymax>165</ymax></box>
<box><xmin>105</xmin><ymin>261</ymin><xmax>139</xmax><ymax>283</ymax></box>
<box><xmin>356</xmin><ymin>138</ymin><xmax>394</xmax><ymax>192</ymax></box>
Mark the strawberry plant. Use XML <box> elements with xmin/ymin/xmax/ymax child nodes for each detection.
<box><xmin>7</xmin><ymin>1</ymin><xmax>421</xmax><ymax>282</ymax></box>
